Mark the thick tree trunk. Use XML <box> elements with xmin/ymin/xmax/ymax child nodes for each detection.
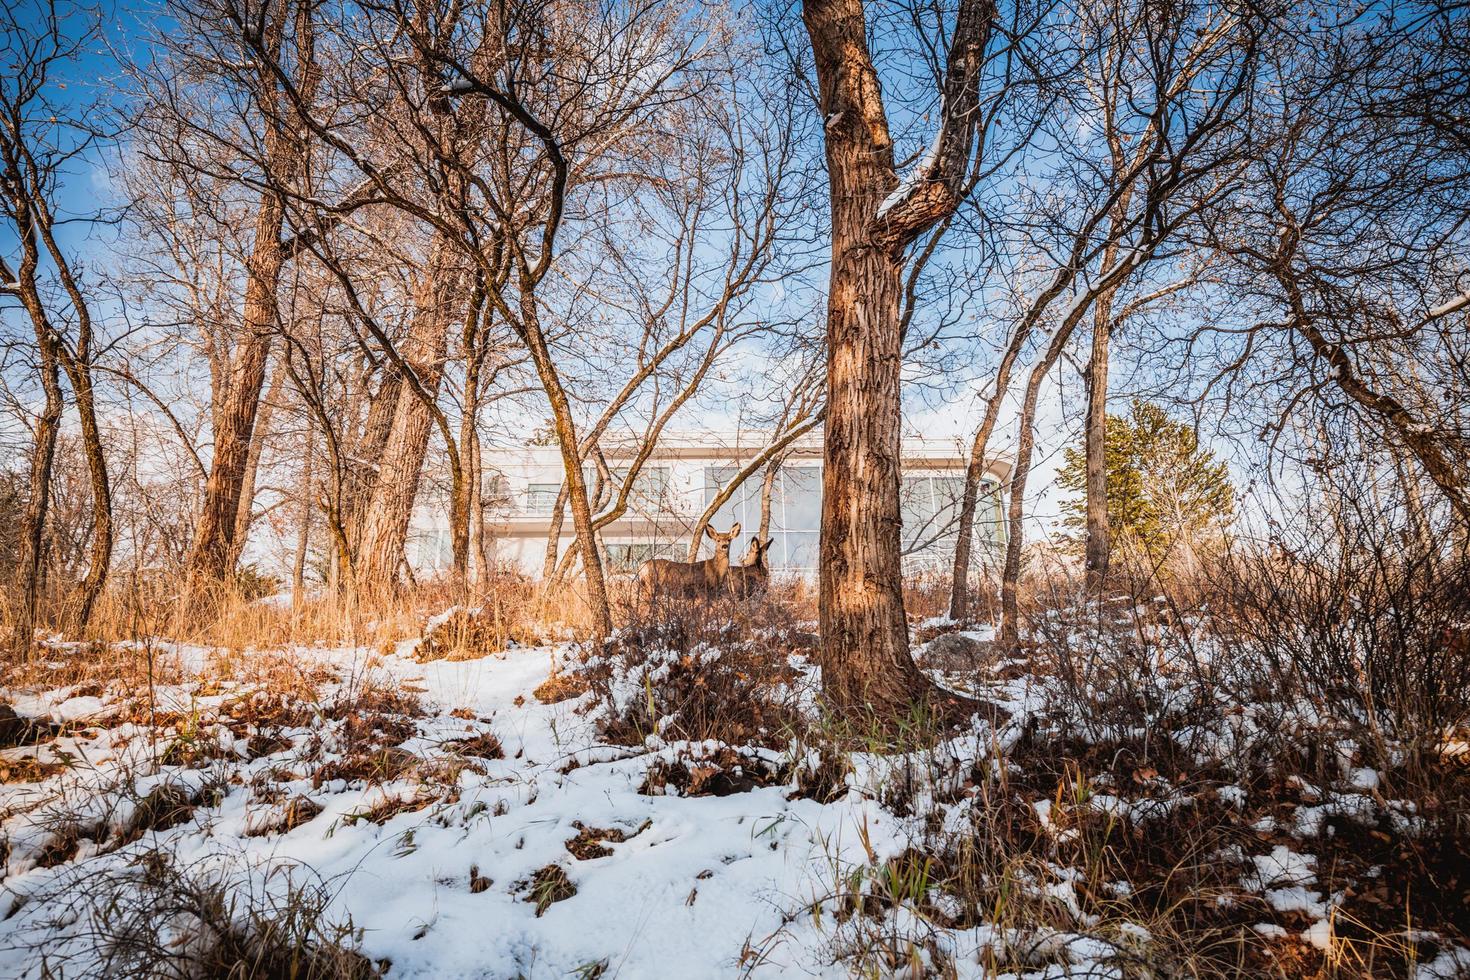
<box><xmin>229</xmin><ymin>358</ymin><xmax>284</xmax><ymax>572</ymax></box>
<box><xmin>355</xmin><ymin>241</ymin><xmax>467</xmax><ymax>590</ymax></box>
<box><xmin>184</xmin><ymin>0</ymin><xmax>314</xmax><ymax>600</ymax></box>
<box><xmin>802</xmin><ymin>0</ymin><xmax>992</xmax><ymax>716</ymax></box>
<box><xmin>804</xmin><ymin>0</ymin><xmax>922</xmax><ymax>715</ymax></box>
<box><xmin>185</xmin><ymin>186</ymin><xmax>287</xmax><ymax>598</ymax></box>
<box><xmin>816</xmin><ymin>227</ymin><xmax>925</xmax><ymax>711</ymax></box>
<box><xmin>56</xmin><ymin>356</ymin><xmax>113</xmax><ymax>630</ymax></box>
<box><xmin>345</xmin><ymin>369</ymin><xmax>402</xmax><ymax>552</ymax></box>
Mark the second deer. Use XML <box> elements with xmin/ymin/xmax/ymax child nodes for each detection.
<box><xmin>725</xmin><ymin>536</ymin><xmax>773</xmax><ymax>598</ymax></box>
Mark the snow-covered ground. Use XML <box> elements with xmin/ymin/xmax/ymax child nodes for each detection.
<box><xmin>1</xmin><ymin>614</ymin><xmax>1466</xmax><ymax>978</ymax></box>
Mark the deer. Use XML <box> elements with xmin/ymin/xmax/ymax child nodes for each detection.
<box><xmin>725</xmin><ymin>536</ymin><xmax>773</xmax><ymax>598</ymax></box>
<box><xmin>637</xmin><ymin>523</ymin><xmax>741</xmax><ymax>598</ymax></box>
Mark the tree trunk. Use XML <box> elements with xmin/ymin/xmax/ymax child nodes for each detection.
<box><xmin>804</xmin><ymin>0</ymin><xmax>922</xmax><ymax>715</ymax></box>
<box><xmin>55</xmin><ymin>352</ymin><xmax>113</xmax><ymax>630</ymax></box>
<box><xmin>758</xmin><ymin>456</ymin><xmax>782</xmax><ymax>543</ymax></box>
<box><xmin>802</xmin><ymin>0</ymin><xmax>993</xmax><ymax>716</ymax></box>
<box><xmin>998</xmin><ymin>358</ymin><xmax>1053</xmax><ymax>651</ymax></box>
<box><xmin>185</xmin><ymin>206</ymin><xmax>284</xmax><ymax>597</ymax></box>
<box><xmin>451</xmin><ymin>287</ymin><xmax>486</xmax><ymax>585</ymax></box>
<box><xmin>518</xmin><ymin>287</ymin><xmax>614</xmax><ymax>637</ymax></box>
<box><xmin>355</xmin><ymin>239</ymin><xmax>467</xmax><ymax>590</ymax></box>
<box><xmin>293</xmin><ymin>422</ymin><xmax>314</xmax><ymax>602</ymax></box>
<box><xmin>345</xmin><ymin>369</ymin><xmax>402</xmax><ymax>552</ymax></box>
<box><xmin>1083</xmin><ymin>287</ymin><xmax>1118</xmax><ymax>592</ymax></box>
<box><xmin>13</xmin><ymin>330</ymin><xmax>63</xmax><ymax>657</ymax></box>
<box><xmin>229</xmin><ymin>357</ymin><xmax>284</xmax><ymax>572</ymax></box>
<box><xmin>184</xmin><ymin>0</ymin><xmax>315</xmax><ymax>600</ymax></box>
<box><xmin>997</xmin><ymin>299</ymin><xmax>1100</xmax><ymax>649</ymax></box>
<box><xmin>947</xmin><ymin>322</ymin><xmax>1035</xmax><ymax>620</ymax></box>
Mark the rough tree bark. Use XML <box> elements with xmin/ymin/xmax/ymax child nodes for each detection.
<box><xmin>801</xmin><ymin>0</ymin><xmax>994</xmax><ymax>717</ymax></box>
<box><xmin>229</xmin><ymin>358</ymin><xmax>285</xmax><ymax>572</ymax></box>
<box><xmin>355</xmin><ymin>238</ymin><xmax>471</xmax><ymax>589</ymax></box>
<box><xmin>1083</xmin><ymin>294</ymin><xmax>1113</xmax><ymax>591</ymax></box>
<box><xmin>185</xmin><ymin>0</ymin><xmax>316</xmax><ymax>599</ymax></box>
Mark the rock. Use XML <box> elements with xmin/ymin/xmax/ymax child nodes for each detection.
<box><xmin>919</xmin><ymin>632</ymin><xmax>989</xmax><ymax>669</ymax></box>
<box><xmin>0</xmin><ymin>704</ymin><xmax>28</xmax><ymax>747</ymax></box>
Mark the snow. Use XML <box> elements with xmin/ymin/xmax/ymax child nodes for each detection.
<box><xmin>1417</xmin><ymin>946</ymin><xmax>1470</xmax><ymax>979</ymax></box>
<box><xmin>876</xmin><ymin>115</ymin><xmax>945</xmax><ymax>220</ymax></box>
<box><xmin>1426</xmin><ymin>289</ymin><xmax>1470</xmax><ymax>320</ymax></box>
<box><xmin>0</xmin><ymin>643</ymin><xmax>930</xmax><ymax>978</ymax></box>
<box><xmin>1</xmin><ymin>604</ymin><xmax>1462</xmax><ymax>977</ymax></box>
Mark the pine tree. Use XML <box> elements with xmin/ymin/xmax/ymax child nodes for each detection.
<box><xmin>1058</xmin><ymin>400</ymin><xmax>1235</xmax><ymax>563</ymax></box>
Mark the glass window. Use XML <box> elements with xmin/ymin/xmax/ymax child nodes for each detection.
<box><xmin>930</xmin><ymin>475</ymin><xmax>966</xmax><ymax>542</ymax></box>
<box><xmin>900</xmin><ymin>476</ymin><xmax>935</xmax><ymax>549</ymax></box>
<box><xmin>609</xmin><ymin>465</ymin><xmax>671</xmax><ymax>510</ymax></box>
<box><xmin>783</xmin><ymin>531</ymin><xmax>820</xmax><ymax>570</ymax></box>
<box><xmin>780</xmin><ymin>466</ymin><xmax>822</xmax><ymax>531</ymax></box>
<box><xmin>525</xmin><ymin>483</ymin><xmax>561</xmax><ymax>514</ymax></box>
<box><xmin>605</xmin><ymin>542</ymin><xmax>675</xmax><ymax>571</ymax></box>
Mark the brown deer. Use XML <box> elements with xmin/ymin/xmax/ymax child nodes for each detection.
<box><xmin>726</xmin><ymin>536</ymin><xmax>773</xmax><ymax>598</ymax></box>
<box><xmin>637</xmin><ymin>523</ymin><xmax>741</xmax><ymax>597</ymax></box>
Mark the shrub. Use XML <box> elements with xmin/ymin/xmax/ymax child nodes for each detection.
<box><xmin>572</xmin><ymin>592</ymin><xmax>816</xmax><ymax>748</ymax></box>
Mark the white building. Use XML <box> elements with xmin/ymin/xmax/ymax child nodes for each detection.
<box><xmin>407</xmin><ymin>431</ymin><xmax>1011</xmax><ymax>578</ymax></box>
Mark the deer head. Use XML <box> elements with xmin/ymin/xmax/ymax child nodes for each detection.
<box><xmin>705</xmin><ymin>522</ymin><xmax>741</xmax><ymax>572</ymax></box>
<box><xmin>739</xmin><ymin>536</ymin><xmax>773</xmax><ymax>571</ymax></box>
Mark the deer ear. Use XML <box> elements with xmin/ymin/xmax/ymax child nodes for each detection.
<box><xmin>729</xmin><ymin>522</ymin><xmax>741</xmax><ymax>538</ymax></box>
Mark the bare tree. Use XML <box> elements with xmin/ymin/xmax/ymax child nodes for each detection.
<box><xmin>2</xmin><ymin>2</ymin><xmax>115</xmax><ymax>641</ymax></box>
<box><xmin>799</xmin><ymin>0</ymin><xmax>1030</xmax><ymax>715</ymax></box>
<box><xmin>1178</xmin><ymin>3</ymin><xmax>1470</xmax><ymax>538</ymax></box>
<box><xmin>131</xmin><ymin>0</ymin><xmax>323</xmax><ymax>601</ymax></box>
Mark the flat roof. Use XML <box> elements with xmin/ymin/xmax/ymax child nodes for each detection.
<box><xmin>482</xmin><ymin>430</ymin><xmax>1014</xmax><ymax>481</ymax></box>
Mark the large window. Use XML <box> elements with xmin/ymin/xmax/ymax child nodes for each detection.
<box><xmin>703</xmin><ymin>465</ymin><xmax>1003</xmax><ymax>575</ymax></box>
<box><xmin>704</xmin><ymin>464</ymin><xmax>823</xmax><ymax>572</ymax></box>
<box><xmin>605</xmin><ymin>541</ymin><xmax>677</xmax><ymax>571</ymax></box>
<box><xmin>524</xmin><ymin>466</ymin><xmax>672</xmax><ymax>516</ymax></box>
<box><xmin>900</xmin><ymin>474</ymin><xmax>1004</xmax><ymax>570</ymax></box>
<box><xmin>524</xmin><ymin>483</ymin><xmax>561</xmax><ymax>514</ymax></box>
<box><xmin>607</xmin><ymin>466</ymin><xmax>671</xmax><ymax>511</ymax></box>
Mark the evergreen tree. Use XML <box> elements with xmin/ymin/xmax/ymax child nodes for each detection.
<box><xmin>1058</xmin><ymin>400</ymin><xmax>1235</xmax><ymax>562</ymax></box>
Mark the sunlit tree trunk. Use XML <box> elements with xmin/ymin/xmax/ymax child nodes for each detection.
<box><xmin>355</xmin><ymin>239</ymin><xmax>469</xmax><ymax>589</ymax></box>
<box><xmin>802</xmin><ymin>0</ymin><xmax>993</xmax><ymax>716</ymax></box>
<box><xmin>13</xmin><ymin>329</ymin><xmax>62</xmax><ymax>657</ymax></box>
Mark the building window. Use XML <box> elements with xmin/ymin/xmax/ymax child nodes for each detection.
<box><xmin>605</xmin><ymin>541</ymin><xmax>676</xmax><ymax>571</ymax></box>
<box><xmin>704</xmin><ymin>464</ymin><xmax>823</xmax><ymax>573</ymax></box>
<box><xmin>525</xmin><ymin>483</ymin><xmax>561</xmax><ymax>514</ymax></box>
<box><xmin>608</xmin><ymin>465</ymin><xmax>671</xmax><ymax>510</ymax></box>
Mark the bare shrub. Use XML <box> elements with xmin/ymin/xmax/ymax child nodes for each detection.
<box><xmin>14</xmin><ymin>850</ymin><xmax>379</xmax><ymax>979</ymax></box>
<box><xmin>1215</xmin><ymin>526</ymin><xmax>1470</xmax><ymax>770</ymax></box>
<box><xmin>572</xmin><ymin>591</ymin><xmax>816</xmax><ymax>748</ymax></box>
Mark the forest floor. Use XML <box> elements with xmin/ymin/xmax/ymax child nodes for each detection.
<box><xmin>0</xmin><ymin>597</ymin><xmax>1467</xmax><ymax>978</ymax></box>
